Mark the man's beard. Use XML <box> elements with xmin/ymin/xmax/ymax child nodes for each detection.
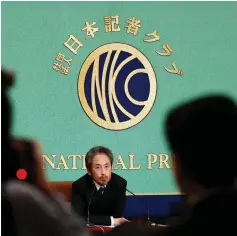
<box><xmin>100</xmin><ymin>180</ymin><xmax>108</xmax><ymax>186</ymax></box>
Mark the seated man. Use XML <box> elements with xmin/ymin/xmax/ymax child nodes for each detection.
<box><xmin>71</xmin><ymin>146</ymin><xmax>129</xmax><ymax>227</ymax></box>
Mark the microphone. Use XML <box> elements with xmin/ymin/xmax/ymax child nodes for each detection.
<box><xmin>126</xmin><ymin>188</ymin><xmax>157</xmax><ymax>227</ymax></box>
<box><xmin>86</xmin><ymin>184</ymin><xmax>96</xmax><ymax>227</ymax></box>
<box><xmin>147</xmin><ymin>209</ymin><xmax>157</xmax><ymax>227</ymax></box>
<box><xmin>126</xmin><ymin>188</ymin><xmax>136</xmax><ymax>196</ymax></box>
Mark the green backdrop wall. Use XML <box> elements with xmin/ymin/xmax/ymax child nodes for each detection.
<box><xmin>2</xmin><ymin>1</ymin><xmax>237</xmax><ymax>194</ymax></box>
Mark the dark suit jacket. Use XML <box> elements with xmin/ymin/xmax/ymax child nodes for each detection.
<box><xmin>106</xmin><ymin>188</ymin><xmax>237</xmax><ymax>236</ymax></box>
<box><xmin>71</xmin><ymin>173</ymin><xmax>127</xmax><ymax>226</ymax></box>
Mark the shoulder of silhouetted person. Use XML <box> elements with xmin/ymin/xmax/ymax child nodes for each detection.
<box><xmin>4</xmin><ymin>180</ymin><xmax>91</xmax><ymax>236</ymax></box>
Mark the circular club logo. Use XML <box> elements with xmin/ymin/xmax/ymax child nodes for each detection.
<box><xmin>78</xmin><ymin>43</ymin><xmax>157</xmax><ymax>130</ymax></box>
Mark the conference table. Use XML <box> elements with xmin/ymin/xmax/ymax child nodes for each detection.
<box><xmin>86</xmin><ymin>223</ymin><xmax>167</xmax><ymax>235</ymax></box>
<box><xmin>86</xmin><ymin>226</ymin><xmax>113</xmax><ymax>235</ymax></box>
<box><xmin>86</xmin><ymin>226</ymin><xmax>113</xmax><ymax>232</ymax></box>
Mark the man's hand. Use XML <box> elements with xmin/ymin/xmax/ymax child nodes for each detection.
<box><xmin>114</xmin><ymin>217</ymin><xmax>130</xmax><ymax>226</ymax></box>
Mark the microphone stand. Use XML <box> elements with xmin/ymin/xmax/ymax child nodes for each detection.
<box><xmin>126</xmin><ymin>189</ymin><xmax>157</xmax><ymax>227</ymax></box>
<box><xmin>86</xmin><ymin>184</ymin><xmax>96</xmax><ymax>227</ymax></box>
<box><xmin>147</xmin><ymin>209</ymin><xmax>157</xmax><ymax>227</ymax></box>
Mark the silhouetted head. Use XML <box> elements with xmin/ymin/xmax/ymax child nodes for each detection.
<box><xmin>165</xmin><ymin>95</ymin><xmax>237</xmax><ymax>190</ymax></box>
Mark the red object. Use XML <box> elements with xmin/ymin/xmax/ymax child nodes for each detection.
<box><xmin>86</xmin><ymin>226</ymin><xmax>113</xmax><ymax>233</ymax></box>
<box><xmin>16</xmin><ymin>169</ymin><xmax>27</xmax><ymax>180</ymax></box>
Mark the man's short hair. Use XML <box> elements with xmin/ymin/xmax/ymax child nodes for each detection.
<box><xmin>165</xmin><ymin>94</ymin><xmax>237</xmax><ymax>188</ymax></box>
<box><xmin>85</xmin><ymin>146</ymin><xmax>114</xmax><ymax>171</ymax></box>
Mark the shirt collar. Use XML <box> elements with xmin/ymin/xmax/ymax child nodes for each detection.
<box><xmin>93</xmin><ymin>181</ymin><xmax>106</xmax><ymax>190</ymax></box>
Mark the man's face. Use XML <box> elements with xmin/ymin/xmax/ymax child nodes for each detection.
<box><xmin>88</xmin><ymin>153</ymin><xmax>112</xmax><ymax>186</ymax></box>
